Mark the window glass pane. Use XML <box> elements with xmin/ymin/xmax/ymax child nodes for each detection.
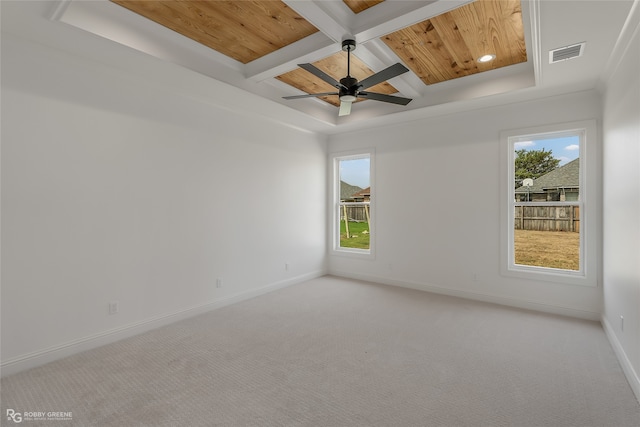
<box><xmin>512</xmin><ymin>135</ymin><xmax>580</xmax><ymax>271</ymax></box>
<box><xmin>338</xmin><ymin>157</ymin><xmax>370</xmax><ymax>250</ymax></box>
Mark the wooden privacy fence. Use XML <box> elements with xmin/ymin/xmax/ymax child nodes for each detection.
<box><xmin>341</xmin><ymin>203</ymin><xmax>370</xmax><ymax>222</ymax></box>
<box><xmin>514</xmin><ymin>205</ymin><xmax>580</xmax><ymax>232</ymax></box>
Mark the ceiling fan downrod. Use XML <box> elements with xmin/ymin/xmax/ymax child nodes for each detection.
<box><xmin>342</xmin><ymin>39</ymin><xmax>355</xmax><ymax>77</ymax></box>
<box><xmin>340</xmin><ymin>39</ymin><xmax>358</xmax><ymax>101</ymax></box>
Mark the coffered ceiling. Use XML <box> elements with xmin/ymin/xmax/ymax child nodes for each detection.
<box><xmin>21</xmin><ymin>0</ymin><xmax>633</xmax><ymax>132</ymax></box>
<box><xmin>109</xmin><ymin>0</ymin><xmax>527</xmax><ymax>109</ymax></box>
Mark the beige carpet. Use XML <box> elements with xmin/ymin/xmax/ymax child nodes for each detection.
<box><xmin>2</xmin><ymin>276</ymin><xmax>639</xmax><ymax>426</ymax></box>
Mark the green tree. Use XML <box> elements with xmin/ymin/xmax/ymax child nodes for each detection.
<box><xmin>514</xmin><ymin>148</ymin><xmax>560</xmax><ymax>187</ymax></box>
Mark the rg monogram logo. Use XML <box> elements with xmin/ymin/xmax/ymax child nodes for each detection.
<box><xmin>6</xmin><ymin>409</ymin><xmax>23</xmax><ymax>423</ymax></box>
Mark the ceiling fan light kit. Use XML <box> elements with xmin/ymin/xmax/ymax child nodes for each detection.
<box><xmin>283</xmin><ymin>39</ymin><xmax>412</xmax><ymax>117</ymax></box>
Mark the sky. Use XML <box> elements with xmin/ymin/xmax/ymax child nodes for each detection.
<box><xmin>340</xmin><ymin>157</ymin><xmax>370</xmax><ymax>188</ymax></box>
<box><xmin>514</xmin><ymin>135</ymin><xmax>580</xmax><ymax>166</ymax></box>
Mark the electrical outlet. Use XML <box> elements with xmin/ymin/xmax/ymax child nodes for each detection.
<box><xmin>621</xmin><ymin>315</ymin><xmax>624</xmax><ymax>332</ymax></box>
<box><xmin>285</xmin><ymin>263</ymin><xmax>289</xmax><ymax>271</ymax></box>
<box><xmin>216</xmin><ymin>278</ymin><xmax>223</xmax><ymax>288</ymax></box>
<box><xmin>108</xmin><ymin>301</ymin><xmax>119</xmax><ymax>315</ymax></box>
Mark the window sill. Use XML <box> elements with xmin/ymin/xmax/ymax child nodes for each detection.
<box><xmin>501</xmin><ymin>265</ymin><xmax>597</xmax><ymax>287</ymax></box>
<box><xmin>331</xmin><ymin>248</ymin><xmax>374</xmax><ymax>260</ymax></box>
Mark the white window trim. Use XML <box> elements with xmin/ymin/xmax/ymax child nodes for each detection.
<box><xmin>499</xmin><ymin>120</ymin><xmax>599</xmax><ymax>287</ymax></box>
<box><xmin>330</xmin><ymin>149</ymin><xmax>375</xmax><ymax>259</ymax></box>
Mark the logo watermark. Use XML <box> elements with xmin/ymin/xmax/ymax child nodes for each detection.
<box><xmin>6</xmin><ymin>410</ymin><xmax>22</xmax><ymax>423</ymax></box>
<box><xmin>6</xmin><ymin>409</ymin><xmax>72</xmax><ymax>423</ymax></box>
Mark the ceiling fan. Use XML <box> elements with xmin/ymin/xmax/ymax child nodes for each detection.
<box><xmin>283</xmin><ymin>39</ymin><xmax>412</xmax><ymax>116</ymax></box>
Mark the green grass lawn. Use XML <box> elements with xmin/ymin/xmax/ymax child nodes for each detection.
<box><xmin>340</xmin><ymin>221</ymin><xmax>370</xmax><ymax>249</ymax></box>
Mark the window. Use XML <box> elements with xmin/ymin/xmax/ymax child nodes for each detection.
<box><xmin>332</xmin><ymin>150</ymin><xmax>373</xmax><ymax>256</ymax></box>
<box><xmin>500</xmin><ymin>120</ymin><xmax>598</xmax><ymax>286</ymax></box>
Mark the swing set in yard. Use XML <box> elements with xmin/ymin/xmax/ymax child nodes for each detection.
<box><xmin>340</xmin><ymin>202</ymin><xmax>370</xmax><ymax>250</ymax></box>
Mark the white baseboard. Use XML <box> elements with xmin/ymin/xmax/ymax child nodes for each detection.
<box><xmin>330</xmin><ymin>271</ymin><xmax>601</xmax><ymax>321</ymax></box>
<box><xmin>0</xmin><ymin>270</ymin><xmax>326</xmax><ymax>377</ymax></box>
<box><xmin>601</xmin><ymin>315</ymin><xmax>640</xmax><ymax>403</ymax></box>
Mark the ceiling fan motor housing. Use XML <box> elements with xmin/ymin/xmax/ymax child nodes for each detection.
<box><xmin>339</xmin><ymin>76</ymin><xmax>359</xmax><ymax>99</ymax></box>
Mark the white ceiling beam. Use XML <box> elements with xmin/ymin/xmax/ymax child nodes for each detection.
<box><xmin>248</xmin><ymin>0</ymin><xmax>355</xmax><ymax>83</ymax></box>
<box><xmin>306</xmin><ymin>0</ymin><xmax>356</xmax><ymax>32</ymax></box>
<box><xmin>357</xmin><ymin>41</ymin><xmax>424</xmax><ymax>98</ymax></box>
<box><xmin>245</xmin><ymin>33</ymin><xmax>337</xmax><ymax>82</ymax></box>
<box><xmin>354</xmin><ymin>0</ymin><xmax>474</xmax><ymax>42</ymax></box>
<box><xmin>250</xmin><ymin>0</ymin><xmax>475</xmax><ymax>86</ymax></box>
<box><xmin>350</xmin><ymin>0</ymin><xmax>438</xmax><ymax>37</ymax></box>
<box><xmin>283</xmin><ymin>0</ymin><xmax>352</xmax><ymax>43</ymax></box>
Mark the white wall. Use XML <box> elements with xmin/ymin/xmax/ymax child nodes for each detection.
<box><xmin>601</xmin><ymin>4</ymin><xmax>640</xmax><ymax>400</ymax></box>
<box><xmin>328</xmin><ymin>90</ymin><xmax>603</xmax><ymax>319</ymax></box>
<box><xmin>1</xmin><ymin>35</ymin><xmax>327</xmax><ymax>374</ymax></box>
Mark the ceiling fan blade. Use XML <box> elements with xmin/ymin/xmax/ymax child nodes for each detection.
<box><xmin>283</xmin><ymin>92</ymin><xmax>338</xmax><ymax>100</ymax></box>
<box><xmin>298</xmin><ymin>63</ymin><xmax>347</xmax><ymax>90</ymax></box>
<box><xmin>338</xmin><ymin>100</ymin><xmax>352</xmax><ymax>116</ymax></box>
<box><xmin>358</xmin><ymin>63</ymin><xmax>410</xmax><ymax>90</ymax></box>
<box><xmin>358</xmin><ymin>91</ymin><xmax>412</xmax><ymax>105</ymax></box>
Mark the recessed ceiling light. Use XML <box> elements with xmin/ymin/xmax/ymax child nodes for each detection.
<box><xmin>478</xmin><ymin>54</ymin><xmax>496</xmax><ymax>63</ymax></box>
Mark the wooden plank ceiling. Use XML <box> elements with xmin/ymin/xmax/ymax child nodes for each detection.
<box><xmin>275</xmin><ymin>51</ymin><xmax>398</xmax><ymax>107</ymax></box>
<box><xmin>111</xmin><ymin>1</ymin><xmax>319</xmax><ymax>64</ymax></box>
<box><xmin>382</xmin><ymin>0</ymin><xmax>527</xmax><ymax>85</ymax></box>
<box><xmin>343</xmin><ymin>0</ymin><xmax>385</xmax><ymax>14</ymax></box>
<box><xmin>110</xmin><ymin>0</ymin><xmax>527</xmax><ymax>108</ymax></box>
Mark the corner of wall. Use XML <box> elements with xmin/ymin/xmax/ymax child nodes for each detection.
<box><xmin>602</xmin><ymin>315</ymin><xmax>640</xmax><ymax>403</ymax></box>
<box><xmin>601</xmin><ymin>0</ymin><xmax>640</xmax><ymax>406</ymax></box>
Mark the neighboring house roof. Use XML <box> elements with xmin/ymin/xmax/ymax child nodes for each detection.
<box><xmin>516</xmin><ymin>158</ymin><xmax>580</xmax><ymax>193</ymax></box>
<box><xmin>350</xmin><ymin>187</ymin><xmax>370</xmax><ymax>199</ymax></box>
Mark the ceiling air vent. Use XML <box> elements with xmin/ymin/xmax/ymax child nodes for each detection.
<box><xmin>549</xmin><ymin>42</ymin><xmax>585</xmax><ymax>63</ymax></box>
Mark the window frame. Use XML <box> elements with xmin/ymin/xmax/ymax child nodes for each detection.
<box><xmin>331</xmin><ymin>149</ymin><xmax>375</xmax><ymax>259</ymax></box>
<box><xmin>499</xmin><ymin>120</ymin><xmax>598</xmax><ymax>287</ymax></box>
